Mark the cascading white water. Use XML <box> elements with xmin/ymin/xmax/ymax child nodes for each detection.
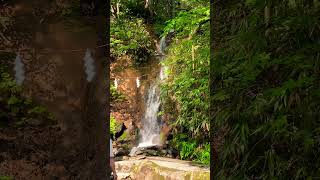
<box><xmin>138</xmin><ymin>83</ymin><xmax>161</xmax><ymax>148</ymax></box>
<box><xmin>159</xmin><ymin>36</ymin><xmax>166</xmax><ymax>55</ymax></box>
<box><xmin>137</xmin><ymin>35</ymin><xmax>169</xmax><ymax>149</ymax></box>
<box><xmin>130</xmin><ymin>31</ymin><xmax>171</xmax><ymax>156</ymax></box>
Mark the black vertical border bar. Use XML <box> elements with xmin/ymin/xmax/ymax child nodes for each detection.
<box><xmin>105</xmin><ymin>0</ymin><xmax>111</xmax><ymax>178</ymax></box>
<box><xmin>210</xmin><ymin>0</ymin><xmax>215</xmax><ymax>179</ymax></box>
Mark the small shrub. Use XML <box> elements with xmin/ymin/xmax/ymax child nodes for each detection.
<box><xmin>170</xmin><ymin>134</ymin><xmax>209</xmax><ymax>165</ymax></box>
<box><xmin>111</xmin><ymin>17</ymin><xmax>152</xmax><ymax>64</ymax></box>
<box><xmin>0</xmin><ymin>67</ymin><xmax>55</xmax><ymax>127</ymax></box>
<box><xmin>110</xmin><ymin>84</ymin><xmax>126</xmax><ymax>102</ymax></box>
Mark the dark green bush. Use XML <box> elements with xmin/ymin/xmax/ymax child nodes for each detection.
<box><xmin>111</xmin><ymin>17</ymin><xmax>153</xmax><ymax>64</ymax></box>
<box><xmin>212</xmin><ymin>0</ymin><xmax>320</xmax><ymax>178</ymax></box>
<box><xmin>0</xmin><ymin>66</ymin><xmax>55</xmax><ymax>128</ymax></box>
<box><xmin>110</xmin><ymin>84</ymin><xmax>126</xmax><ymax>102</ymax></box>
<box><xmin>160</xmin><ymin>4</ymin><xmax>210</xmax><ymax>166</ymax></box>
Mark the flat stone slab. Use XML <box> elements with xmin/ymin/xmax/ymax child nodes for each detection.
<box><xmin>115</xmin><ymin>157</ymin><xmax>210</xmax><ymax>180</ymax></box>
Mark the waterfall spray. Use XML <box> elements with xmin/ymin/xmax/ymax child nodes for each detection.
<box><xmin>159</xmin><ymin>36</ymin><xmax>166</xmax><ymax>55</ymax></box>
<box><xmin>138</xmin><ymin>83</ymin><xmax>161</xmax><ymax>148</ymax></box>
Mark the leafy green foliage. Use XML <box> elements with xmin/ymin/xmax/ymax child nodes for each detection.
<box><xmin>0</xmin><ymin>176</ymin><xmax>13</xmax><ymax>180</ymax></box>
<box><xmin>160</xmin><ymin>3</ymin><xmax>210</xmax><ymax>166</ymax></box>
<box><xmin>161</xmin><ymin>18</ymin><xmax>209</xmax><ymax>138</ymax></box>
<box><xmin>180</xmin><ymin>141</ymin><xmax>197</xmax><ymax>160</ymax></box>
<box><xmin>110</xmin><ymin>115</ymin><xmax>117</xmax><ymax>135</ymax></box>
<box><xmin>0</xmin><ymin>66</ymin><xmax>55</xmax><ymax>128</ymax></box>
<box><xmin>163</xmin><ymin>6</ymin><xmax>209</xmax><ymax>38</ymax></box>
<box><xmin>110</xmin><ymin>115</ymin><xmax>123</xmax><ymax>139</ymax></box>
<box><xmin>110</xmin><ymin>84</ymin><xmax>126</xmax><ymax>102</ymax></box>
<box><xmin>112</xmin><ymin>0</ymin><xmax>147</xmax><ymax>18</ymax></box>
<box><xmin>111</xmin><ymin>17</ymin><xmax>153</xmax><ymax>64</ymax></box>
<box><xmin>195</xmin><ymin>143</ymin><xmax>210</xmax><ymax>165</ymax></box>
<box><xmin>171</xmin><ymin>134</ymin><xmax>210</xmax><ymax>165</ymax></box>
<box><xmin>117</xmin><ymin>130</ymin><xmax>129</xmax><ymax>141</ymax></box>
<box><xmin>212</xmin><ymin>0</ymin><xmax>320</xmax><ymax>178</ymax></box>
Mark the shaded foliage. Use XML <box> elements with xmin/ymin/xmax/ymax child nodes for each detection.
<box><xmin>111</xmin><ymin>16</ymin><xmax>152</xmax><ymax>64</ymax></box>
<box><xmin>212</xmin><ymin>0</ymin><xmax>320</xmax><ymax>178</ymax></box>
<box><xmin>110</xmin><ymin>84</ymin><xmax>126</xmax><ymax>102</ymax></box>
<box><xmin>160</xmin><ymin>2</ymin><xmax>210</xmax><ymax>165</ymax></box>
<box><xmin>0</xmin><ymin>54</ymin><xmax>55</xmax><ymax>128</ymax></box>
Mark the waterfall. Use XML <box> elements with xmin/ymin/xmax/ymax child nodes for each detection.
<box><xmin>159</xmin><ymin>36</ymin><xmax>166</xmax><ymax>55</ymax></box>
<box><xmin>129</xmin><ymin>30</ymin><xmax>174</xmax><ymax>155</ymax></box>
<box><xmin>137</xmin><ymin>35</ymin><xmax>168</xmax><ymax>149</ymax></box>
<box><xmin>138</xmin><ymin>83</ymin><xmax>161</xmax><ymax>148</ymax></box>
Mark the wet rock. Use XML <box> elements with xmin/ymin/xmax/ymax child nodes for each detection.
<box><xmin>129</xmin><ymin>147</ymin><xmax>143</xmax><ymax>157</ymax></box>
<box><xmin>160</xmin><ymin>149</ymin><xmax>167</xmax><ymax>155</ymax></box>
<box><xmin>115</xmin><ymin>147</ymin><xmax>130</xmax><ymax>157</ymax></box>
<box><xmin>26</xmin><ymin>118</ymin><xmax>43</xmax><ymax>126</ymax></box>
<box><xmin>143</xmin><ymin>149</ymin><xmax>158</xmax><ymax>156</ymax></box>
<box><xmin>166</xmin><ymin>154</ymin><xmax>174</xmax><ymax>158</ymax></box>
<box><xmin>136</xmin><ymin>155</ymin><xmax>146</xmax><ymax>160</ymax></box>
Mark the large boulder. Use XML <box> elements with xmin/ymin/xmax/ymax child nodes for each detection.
<box><xmin>116</xmin><ymin>157</ymin><xmax>210</xmax><ymax>180</ymax></box>
<box><xmin>132</xmin><ymin>161</ymin><xmax>210</xmax><ymax>180</ymax></box>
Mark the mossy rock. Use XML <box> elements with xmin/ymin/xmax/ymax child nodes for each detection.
<box><xmin>130</xmin><ymin>161</ymin><xmax>210</xmax><ymax>180</ymax></box>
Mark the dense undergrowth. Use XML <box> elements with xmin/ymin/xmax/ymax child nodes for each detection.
<box><xmin>158</xmin><ymin>0</ymin><xmax>210</xmax><ymax>165</ymax></box>
<box><xmin>111</xmin><ymin>17</ymin><xmax>152</xmax><ymax>64</ymax></box>
<box><xmin>110</xmin><ymin>84</ymin><xmax>125</xmax><ymax>137</ymax></box>
<box><xmin>110</xmin><ymin>0</ymin><xmax>153</xmax><ymax>64</ymax></box>
<box><xmin>0</xmin><ymin>53</ymin><xmax>55</xmax><ymax>128</ymax></box>
<box><xmin>212</xmin><ymin>0</ymin><xmax>320</xmax><ymax>178</ymax></box>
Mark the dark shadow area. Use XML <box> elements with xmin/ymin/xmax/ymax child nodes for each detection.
<box><xmin>0</xmin><ymin>0</ymin><xmax>109</xmax><ymax>179</ymax></box>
